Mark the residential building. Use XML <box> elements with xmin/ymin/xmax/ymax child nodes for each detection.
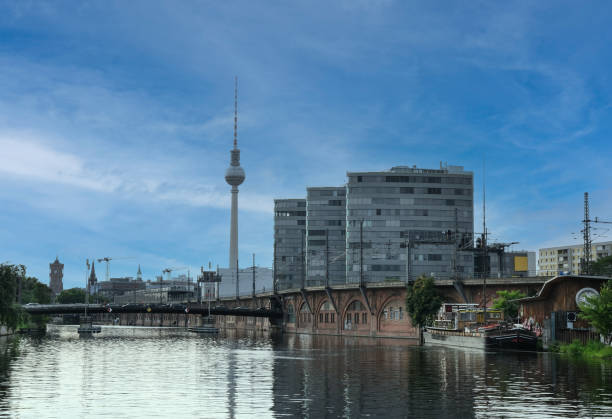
<box><xmin>306</xmin><ymin>187</ymin><xmax>346</xmax><ymax>287</ymax></box>
<box><xmin>538</xmin><ymin>241</ymin><xmax>612</xmax><ymax>276</ymax></box>
<box><xmin>274</xmin><ymin>199</ymin><xmax>306</xmax><ymax>290</ymax></box>
<box><xmin>345</xmin><ymin>165</ymin><xmax>474</xmax><ymax>283</ymax></box>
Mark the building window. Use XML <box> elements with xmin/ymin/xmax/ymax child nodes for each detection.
<box><xmin>331</xmin><ymin>313</ymin><xmax>335</xmax><ymax>323</ymax></box>
<box><xmin>362</xmin><ymin>313</ymin><xmax>367</xmax><ymax>324</ymax></box>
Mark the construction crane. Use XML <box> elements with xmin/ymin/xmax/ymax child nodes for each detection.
<box><xmin>96</xmin><ymin>257</ymin><xmax>133</xmax><ymax>282</ymax></box>
<box><xmin>162</xmin><ymin>266</ymin><xmax>188</xmax><ymax>281</ymax></box>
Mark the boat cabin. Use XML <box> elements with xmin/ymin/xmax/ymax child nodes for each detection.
<box><xmin>432</xmin><ymin>303</ymin><xmax>504</xmax><ymax>331</ymax></box>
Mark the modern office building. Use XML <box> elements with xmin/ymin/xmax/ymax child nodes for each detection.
<box><xmin>538</xmin><ymin>241</ymin><xmax>612</xmax><ymax>276</ymax></box>
<box><xmin>305</xmin><ymin>187</ymin><xmax>346</xmax><ymax>287</ymax></box>
<box><xmin>345</xmin><ymin>164</ymin><xmax>474</xmax><ymax>283</ymax></box>
<box><xmin>274</xmin><ymin>199</ymin><xmax>306</xmax><ymax>290</ymax></box>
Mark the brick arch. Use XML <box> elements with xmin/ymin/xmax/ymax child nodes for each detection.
<box><xmin>317</xmin><ymin>298</ymin><xmax>337</xmax><ymax>329</ymax></box>
<box><xmin>298</xmin><ymin>301</ymin><xmax>312</xmax><ymax>328</ymax></box>
<box><xmin>377</xmin><ymin>295</ymin><xmax>417</xmax><ymax>337</ymax></box>
<box><xmin>341</xmin><ymin>298</ymin><xmax>369</xmax><ymax>331</ymax></box>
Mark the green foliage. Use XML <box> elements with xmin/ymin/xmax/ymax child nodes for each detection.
<box><xmin>56</xmin><ymin>288</ymin><xmax>87</xmax><ymax>304</ymax></box>
<box><xmin>0</xmin><ymin>264</ymin><xmax>24</xmax><ymax>330</ymax></box>
<box><xmin>492</xmin><ymin>290</ymin><xmax>526</xmax><ymax>321</ymax></box>
<box><xmin>405</xmin><ymin>275</ymin><xmax>442</xmax><ymax>327</ymax></box>
<box><xmin>591</xmin><ymin>255</ymin><xmax>612</xmax><ymax>276</ymax></box>
<box><xmin>579</xmin><ymin>281</ymin><xmax>612</xmax><ymax>341</ymax></box>
<box><xmin>19</xmin><ymin>277</ymin><xmax>53</xmax><ymax>304</ymax></box>
<box><xmin>558</xmin><ymin>340</ymin><xmax>612</xmax><ymax>360</ymax></box>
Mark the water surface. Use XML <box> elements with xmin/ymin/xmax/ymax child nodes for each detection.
<box><xmin>0</xmin><ymin>328</ymin><xmax>610</xmax><ymax>418</ymax></box>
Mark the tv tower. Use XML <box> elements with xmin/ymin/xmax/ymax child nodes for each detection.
<box><xmin>225</xmin><ymin>77</ymin><xmax>245</xmax><ymax>271</ymax></box>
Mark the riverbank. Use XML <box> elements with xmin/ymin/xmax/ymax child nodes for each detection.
<box><xmin>551</xmin><ymin>339</ymin><xmax>612</xmax><ymax>360</ymax></box>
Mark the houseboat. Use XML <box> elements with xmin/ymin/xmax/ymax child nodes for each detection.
<box><xmin>424</xmin><ymin>303</ymin><xmax>537</xmax><ymax>350</ymax></box>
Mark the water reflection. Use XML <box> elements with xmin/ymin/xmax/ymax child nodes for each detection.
<box><xmin>0</xmin><ymin>329</ymin><xmax>610</xmax><ymax>418</ymax></box>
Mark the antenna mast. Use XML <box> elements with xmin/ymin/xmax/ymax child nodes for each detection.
<box><xmin>582</xmin><ymin>192</ymin><xmax>592</xmax><ymax>275</ymax></box>
<box><xmin>233</xmin><ymin>76</ymin><xmax>238</xmax><ymax>149</ymax></box>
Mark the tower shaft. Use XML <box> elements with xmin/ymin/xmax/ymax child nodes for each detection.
<box><xmin>229</xmin><ymin>187</ymin><xmax>239</xmax><ymax>270</ymax></box>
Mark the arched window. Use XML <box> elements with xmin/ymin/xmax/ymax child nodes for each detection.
<box><xmin>287</xmin><ymin>303</ymin><xmax>295</xmax><ymax>323</ymax></box>
<box><xmin>319</xmin><ymin>300</ymin><xmax>335</xmax><ymax>324</ymax></box>
<box><xmin>344</xmin><ymin>300</ymin><xmax>367</xmax><ymax>330</ymax></box>
<box><xmin>300</xmin><ymin>303</ymin><xmax>311</xmax><ymax>324</ymax></box>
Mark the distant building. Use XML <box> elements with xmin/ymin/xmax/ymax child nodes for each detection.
<box><xmin>274</xmin><ymin>199</ymin><xmax>306</xmax><ymax>290</ymax></box>
<box><xmin>217</xmin><ymin>266</ymin><xmax>273</xmax><ymax>298</ymax></box>
<box><xmin>97</xmin><ymin>277</ymin><xmax>146</xmax><ymax>301</ymax></box>
<box><xmin>306</xmin><ymin>187</ymin><xmax>346</xmax><ymax>287</ymax></box>
<box><xmin>49</xmin><ymin>257</ymin><xmax>64</xmax><ymax>295</ymax></box>
<box><xmin>538</xmin><ymin>241</ymin><xmax>612</xmax><ymax>276</ymax></box>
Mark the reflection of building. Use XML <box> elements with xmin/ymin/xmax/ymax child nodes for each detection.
<box><xmin>306</xmin><ymin>187</ymin><xmax>346</xmax><ymax>287</ymax></box>
<box><xmin>538</xmin><ymin>241</ymin><xmax>612</xmax><ymax>276</ymax></box>
<box><xmin>274</xmin><ymin>199</ymin><xmax>306</xmax><ymax>290</ymax></box>
<box><xmin>49</xmin><ymin>257</ymin><xmax>64</xmax><ymax>295</ymax></box>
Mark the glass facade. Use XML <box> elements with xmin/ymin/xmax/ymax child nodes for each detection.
<box><xmin>274</xmin><ymin>199</ymin><xmax>306</xmax><ymax>290</ymax></box>
<box><xmin>306</xmin><ymin>187</ymin><xmax>346</xmax><ymax>286</ymax></box>
<box><xmin>345</xmin><ymin>166</ymin><xmax>474</xmax><ymax>283</ymax></box>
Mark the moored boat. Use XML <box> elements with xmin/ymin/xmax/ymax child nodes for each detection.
<box><xmin>424</xmin><ymin>303</ymin><xmax>537</xmax><ymax>351</ymax></box>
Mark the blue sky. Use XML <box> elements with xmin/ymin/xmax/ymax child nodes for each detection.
<box><xmin>1</xmin><ymin>1</ymin><xmax>611</xmax><ymax>288</ymax></box>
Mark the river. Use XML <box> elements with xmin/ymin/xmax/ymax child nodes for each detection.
<box><xmin>0</xmin><ymin>327</ymin><xmax>610</xmax><ymax>418</ymax></box>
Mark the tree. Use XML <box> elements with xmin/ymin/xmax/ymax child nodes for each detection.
<box><xmin>591</xmin><ymin>256</ymin><xmax>612</xmax><ymax>277</ymax></box>
<box><xmin>492</xmin><ymin>290</ymin><xmax>526</xmax><ymax>321</ymax></box>
<box><xmin>56</xmin><ymin>288</ymin><xmax>86</xmax><ymax>304</ymax></box>
<box><xmin>405</xmin><ymin>275</ymin><xmax>442</xmax><ymax>327</ymax></box>
<box><xmin>579</xmin><ymin>281</ymin><xmax>612</xmax><ymax>344</ymax></box>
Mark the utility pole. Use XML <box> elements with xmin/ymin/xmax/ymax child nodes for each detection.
<box><xmin>236</xmin><ymin>258</ymin><xmax>239</xmax><ymax>302</ymax></box>
<box><xmin>273</xmin><ymin>237</ymin><xmax>278</xmax><ymax>294</ymax></box>
<box><xmin>325</xmin><ymin>229</ymin><xmax>329</xmax><ymax>288</ymax></box>
<box><xmin>252</xmin><ymin>253</ymin><xmax>256</xmax><ymax>299</ymax></box>
<box><xmin>360</xmin><ymin>219</ymin><xmax>364</xmax><ymax>287</ymax></box>
<box><xmin>482</xmin><ymin>162</ymin><xmax>488</xmax><ymax>321</ymax></box>
<box><xmin>301</xmin><ymin>229</ymin><xmax>306</xmax><ymax>289</ymax></box>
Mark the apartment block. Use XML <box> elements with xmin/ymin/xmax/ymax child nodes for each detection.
<box><xmin>306</xmin><ymin>187</ymin><xmax>346</xmax><ymax>287</ymax></box>
<box><xmin>538</xmin><ymin>241</ymin><xmax>612</xmax><ymax>276</ymax></box>
<box><xmin>274</xmin><ymin>199</ymin><xmax>306</xmax><ymax>290</ymax></box>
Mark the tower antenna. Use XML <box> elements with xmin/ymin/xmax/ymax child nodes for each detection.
<box><xmin>234</xmin><ymin>76</ymin><xmax>238</xmax><ymax>149</ymax></box>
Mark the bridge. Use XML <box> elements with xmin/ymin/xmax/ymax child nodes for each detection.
<box><xmin>23</xmin><ymin>303</ymin><xmax>283</xmax><ymax>318</ymax></box>
<box><xmin>26</xmin><ymin>277</ymin><xmax>549</xmax><ymax>338</ymax></box>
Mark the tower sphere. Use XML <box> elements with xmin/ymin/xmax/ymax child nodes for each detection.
<box><xmin>225</xmin><ymin>164</ymin><xmax>245</xmax><ymax>186</ymax></box>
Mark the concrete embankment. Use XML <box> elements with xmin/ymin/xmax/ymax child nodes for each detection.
<box><xmin>0</xmin><ymin>325</ymin><xmax>14</xmax><ymax>337</ymax></box>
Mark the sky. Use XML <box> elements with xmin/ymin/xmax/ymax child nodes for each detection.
<box><xmin>1</xmin><ymin>1</ymin><xmax>611</xmax><ymax>288</ymax></box>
